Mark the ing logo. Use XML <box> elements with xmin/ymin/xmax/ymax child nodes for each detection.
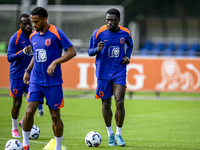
<box><xmin>45</xmin><ymin>39</ymin><xmax>51</xmax><ymax>46</ymax></box>
<box><xmin>120</xmin><ymin>38</ymin><xmax>125</xmax><ymax>44</ymax></box>
<box><xmin>155</xmin><ymin>60</ymin><xmax>200</xmax><ymax>91</ymax></box>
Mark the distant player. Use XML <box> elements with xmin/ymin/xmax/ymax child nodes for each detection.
<box><xmin>88</xmin><ymin>8</ymin><xmax>133</xmax><ymax>147</ymax></box>
<box><xmin>22</xmin><ymin>7</ymin><xmax>76</xmax><ymax>150</ymax></box>
<box><xmin>7</xmin><ymin>13</ymin><xmax>33</xmax><ymax>138</ymax></box>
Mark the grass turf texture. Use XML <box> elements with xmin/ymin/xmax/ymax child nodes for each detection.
<box><xmin>0</xmin><ymin>89</ymin><xmax>200</xmax><ymax>150</ymax></box>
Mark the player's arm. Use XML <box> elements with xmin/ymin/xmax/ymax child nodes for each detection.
<box><xmin>7</xmin><ymin>37</ymin><xmax>23</xmax><ymax>62</ymax></box>
<box><xmin>23</xmin><ymin>57</ymin><xmax>34</xmax><ymax>84</ymax></box>
<box><xmin>47</xmin><ymin>46</ymin><xmax>76</xmax><ymax>76</ymax></box>
<box><xmin>7</xmin><ymin>37</ymin><xmax>30</xmax><ymax>62</ymax></box>
<box><xmin>88</xmin><ymin>30</ymin><xmax>103</xmax><ymax>56</ymax></box>
<box><xmin>122</xmin><ymin>36</ymin><xmax>133</xmax><ymax>64</ymax></box>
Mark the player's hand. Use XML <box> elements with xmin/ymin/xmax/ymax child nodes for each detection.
<box><xmin>47</xmin><ymin>62</ymin><xmax>57</xmax><ymax>77</ymax></box>
<box><xmin>97</xmin><ymin>41</ymin><xmax>104</xmax><ymax>51</ymax></box>
<box><xmin>23</xmin><ymin>45</ymin><xmax>31</xmax><ymax>54</ymax></box>
<box><xmin>122</xmin><ymin>56</ymin><xmax>130</xmax><ymax>64</ymax></box>
<box><xmin>23</xmin><ymin>72</ymin><xmax>30</xmax><ymax>84</ymax></box>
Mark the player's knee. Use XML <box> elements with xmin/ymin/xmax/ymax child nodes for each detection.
<box><xmin>51</xmin><ymin>113</ymin><xmax>60</xmax><ymax>122</ymax></box>
<box><xmin>102</xmin><ymin>102</ymin><xmax>111</xmax><ymax>110</ymax></box>
<box><xmin>116</xmin><ymin>100</ymin><xmax>124</xmax><ymax>110</ymax></box>
<box><xmin>13</xmin><ymin>99</ymin><xmax>22</xmax><ymax>108</ymax></box>
<box><xmin>25</xmin><ymin>109</ymin><xmax>34</xmax><ymax>119</ymax></box>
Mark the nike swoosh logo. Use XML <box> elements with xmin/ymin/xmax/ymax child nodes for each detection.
<box><xmin>22</xmin><ymin>41</ymin><xmax>26</xmax><ymax>43</ymax></box>
<box><xmin>104</xmin><ymin>40</ymin><xmax>109</xmax><ymax>42</ymax></box>
<box><xmin>33</xmin><ymin>42</ymin><xmax>37</xmax><ymax>45</ymax></box>
<box><xmin>55</xmin><ymin>103</ymin><xmax>60</xmax><ymax>107</ymax></box>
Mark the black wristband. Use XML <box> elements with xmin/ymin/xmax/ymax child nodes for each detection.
<box><xmin>24</xmin><ymin>69</ymin><xmax>30</xmax><ymax>73</ymax></box>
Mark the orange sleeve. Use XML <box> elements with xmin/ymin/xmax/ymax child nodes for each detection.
<box><xmin>119</xmin><ymin>25</ymin><xmax>131</xmax><ymax>37</ymax></box>
<box><xmin>48</xmin><ymin>25</ymin><xmax>61</xmax><ymax>40</ymax></box>
<box><xmin>15</xmin><ymin>29</ymin><xmax>22</xmax><ymax>45</ymax></box>
<box><xmin>95</xmin><ymin>25</ymin><xmax>107</xmax><ymax>40</ymax></box>
<box><xmin>29</xmin><ymin>31</ymin><xmax>37</xmax><ymax>41</ymax></box>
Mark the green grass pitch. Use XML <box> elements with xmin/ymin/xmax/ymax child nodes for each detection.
<box><xmin>0</xmin><ymin>89</ymin><xmax>200</xmax><ymax>150</ymax></box>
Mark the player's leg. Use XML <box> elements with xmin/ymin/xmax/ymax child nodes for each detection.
<box><xmin>49</xmin><ymin>108</ymin><xmax>63</xmax><ymax>150</ymax></box>
<box><xmin>10</xmin><ymin>78</ymin><xmax>26</xmax><ymax>138</ymax></box>
<box><xmin>96</xmin><ymin>79</ymin><xmax>113</xmax><ymax>128</ymax></box>
<box><xmin>112</xmin><ymin>83</ymin><xmax>126</xmax><ymax>127</ymax></box>
<box><xmin>102</xmin><ymin>98</ymin><xmax>112</xmax><ymax>127</ymax></box>
<box><xmin>12</xmin><ymin>96</ymin><xmax>22</xmax><ymax>119</ymax></box>
<box><xmin>22</xmin><ymin>101</ymin><xmax>39</xmax><ymax>149</ymax></box>
<box><xmin>49</xmin><ymin>109</ymin><xmax>63</xmax><ymax>136</ymax></box>
<box><xmin>19</xmin><ymin>83</ymin><xmax>30</xmax><ymax>128</ymax></box>
<box><xmin>22</xmin><ymin>83</ymin><xmax>43</xmax><ymax>149</ymax></box>
<box><xmin>11</xmin><ymin>96</ymin><xmax>22</xmax><ymax>138</ymax></box>
<box><xmin>112</xmin><ymin>83</ymin><xmax>126</xmax><ymax>146</ymax></box>
<box><xmin>102</xmin><ymin>98</ymin><xmax>116</xmax><ymax>146</ymax></box>
<box><xmin>44</xmin><ymin>84</ymin><xmax>64</xmax><ymax>150</ymax></box>
<box><xmin>23</xmin><ymin>101</ymin><xmax>39</xmax><ymax>130</ymax></box>
<box><xmin>96</xmin><ymin>79</ymin><xmax>116</xmax><ymax>146</ymax></box>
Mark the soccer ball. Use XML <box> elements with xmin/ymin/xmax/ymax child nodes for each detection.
<box><xmin>85</xmin><ymin>131</ymin><xmax>102</xmax><ymax>147</ymax></box>
<box><xmin>29</xmin><ymin>125</ymin><xmax>40</xmax><ymax>139</ymax></box>
<box><xmin>5</xmin><ymin>139</ymin><xmax>23</xmax><ymax>150</ymax></box>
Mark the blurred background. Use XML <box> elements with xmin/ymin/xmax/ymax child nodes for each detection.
<box><xmin>0</xmin><ymin>0</ymin><xmax>199</xmax><ymax>57</ymax></box>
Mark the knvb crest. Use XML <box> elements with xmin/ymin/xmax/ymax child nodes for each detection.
<box><xmin>35</xmin><ymin>49</ymin><xmax>47</xmax><ymax>62</ymax></box>
<box><xmin>108</xmin><ymin>46</ymin><xmax>120</xmax><ymax>58</ymax></box>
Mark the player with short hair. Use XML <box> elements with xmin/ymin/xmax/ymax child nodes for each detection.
<box><xmin>88</xmin><ymin>8</ymin><xmax>133</xmax><ymax>147</ymax></box>
<box><xmin>22</xmin><ymin>7</ymin><xmax>76</xmax><ymax>150</ymax></box>
<box><xmin>7</xmin><ymin>13</ymin><xmax>33</xmax><ymax>138</ymax></box>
